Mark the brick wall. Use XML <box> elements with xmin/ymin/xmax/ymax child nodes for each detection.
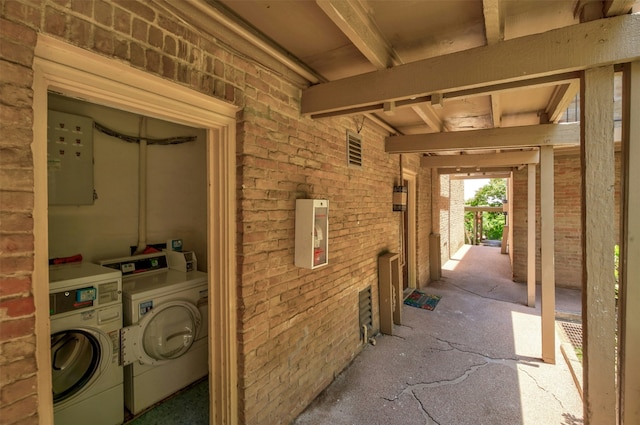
<box><xmin>236</xmin><ymin>88</ymin><xmax>413</xmax><ymax>422</ymax></box>
<box><xmin>0</xmin><ymin>2</ymin><xmax>430</xmax><ymax>425</ymax></box>
<box><xmin>432</xmin><ymin>174</ymin><xmax>465</xmax><ymax>265</ymax></box>
<box><xmin>512</xmin><ymin>150</ymin><xmax>621</xmax><ymax>288</ymax></box>
<box><xmin>0</xmin><ymin>10</ymin><xmax>39</xmax><ymax>425</ymax></box>
<box><xmin>449</xmin><ymin>179</ymin><xmax>465</xmax><ymax>257</ymax></box>
<box><xmin>416</xmin><ymin>168</ymin><xmax>432</xmax><ymax>286</ymax></box>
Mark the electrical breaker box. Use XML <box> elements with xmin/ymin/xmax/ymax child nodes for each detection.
<box><xmin>295</xmin><ymin>199</ymin><xmax>328</xmax><ymax>269</ymax></box>
<box><xmin>47</xmin><ymin>110</ymin><xmax>94</xmax><ymax>205</ymax></box>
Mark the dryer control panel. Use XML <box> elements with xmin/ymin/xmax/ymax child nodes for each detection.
<box><xmin>100</xmin><ymin>252</ymin><xmax>169</xmax><ymax>277</ymax></box>
<box><xmin>50</xmin><ymin>279</ymin><xmax>121</xmax><ymax>316</ymax></box>
<box><xmin>49</xmin><ymin>262</ymin><xmax>123</xmax><ymax>318</ymax></box>
<box><xmin>50</xmin><ymin>287</ymin><xmax>95</xmax><ymax>316</ymax></box>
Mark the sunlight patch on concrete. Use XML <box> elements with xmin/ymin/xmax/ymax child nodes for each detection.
<box><xmin>443</xmin><ymin>244</ymin><xmax>472</xmax><ymax>271</ymax></box>
<box><xmin>512</xmin><ymin>309</ymin><xmax>584</xmax><ymax>424</ymax></box>
<box><xmin>511</xmin><ymin>310</ymin><xmax>542</xmax><ymax>359</ymax></box>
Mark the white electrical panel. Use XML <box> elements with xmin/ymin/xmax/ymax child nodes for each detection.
<box><xmin>47</xmin><ymin>110</ymin><xmax>94</xmax><ymax>205</ymax></box>
<box><xmin>295</xmin><ymin>199</ymin><xmax>328</xmax><ymax>269</ymax></box>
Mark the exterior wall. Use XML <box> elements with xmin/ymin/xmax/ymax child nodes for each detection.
<box><xmin>433</xmin><ymin>174</ymin><xmax>465</xmax><ymax>266</ymax></box>
<box><xmin>235</xmin><ymin>96</ymin><xmax>416</xmax><ymax>422</ymax></box>
<box><xmin>512</xmin><ymin>150</ymin><xmax>621</xmax><ymax>288</ymax></box>
<box><xmin>1</xmin><ymin>9</ymin><xmax>40</xmax><ymax>425</ymax></box>
<box><xmin>0</xmin><ymin>2</ymin><xmax>432</xmax><ymax>425</ymax></box>
<box><xmin>416</xmin><ymin>168</ymin><xmax>433</xmax><ymax>287</ymax></box>
<box><xmin>449</xmin><ymin>179</ymin><xmax>466</xmax><ymax>257</ymax></box>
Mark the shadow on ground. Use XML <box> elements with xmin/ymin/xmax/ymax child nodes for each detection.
<box><xmin>294</xmin><ymin>245</ymin><xmax>583</xmax><ymax>425</ymax></box>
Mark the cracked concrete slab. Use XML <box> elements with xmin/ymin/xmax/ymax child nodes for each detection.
<box><xmin>293</xmin><ymin>246</ymin><xmax>583</xmax><ymax>425</ymax></box>
<box><xmin>412</xmin><ymin>363</ymin><xmax>522</xmax><ymax>425</ymax></box>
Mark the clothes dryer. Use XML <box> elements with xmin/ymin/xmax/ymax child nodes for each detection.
<box><xmin>100</xmin><ymin>253</ymin><xmax>208</xmax><ymax>415</ymax></box>
<box><xmin>49</xmin><ymin>262</ymin><xmax>124</xmax><ymax>425</ymax></box>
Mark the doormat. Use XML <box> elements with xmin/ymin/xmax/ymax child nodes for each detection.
<box><xmin>404</xmin><ymin>291</ymin><xmax>441</xmax><ymax>311</ymax></box>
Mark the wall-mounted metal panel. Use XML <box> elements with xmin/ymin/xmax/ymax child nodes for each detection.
<box><xmin>48</xmin><ymin>110</ymin><xmax>94</xmax><ymax>205</ymax></box>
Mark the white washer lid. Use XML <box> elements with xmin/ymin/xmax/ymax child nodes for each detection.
<box><xmin>49</xmin><ymin>262</ymin><xmax>121</xmax><ymax>290</ymax></box>
<box><xmin>123</xmin><ymin>270</ymin><xmax>207</xmax><ymax>298</ymax></box>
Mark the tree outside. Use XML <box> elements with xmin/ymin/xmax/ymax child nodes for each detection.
<box><xmin>465</xmin><ymin>178</ymin><xmax>507</xmax><ymax>243</ymax></box>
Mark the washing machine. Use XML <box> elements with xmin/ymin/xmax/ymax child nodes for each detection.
<box><xmin>49</xmin><ymin>262</ymin><xmax>124</xmax><ymax>425</ymax></box>
<box><xmin>100</xmin><ymin>252</ymin><xmax>209</xmax><ymax>415</ymax></box>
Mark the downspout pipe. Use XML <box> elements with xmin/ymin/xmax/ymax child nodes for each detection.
<box><xmin>135</xmin><ymin>117</ymin><xmax>148</xmax><ymax>254</ymax></box>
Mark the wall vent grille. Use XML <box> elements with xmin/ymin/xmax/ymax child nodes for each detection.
<box><xmin>347</xmin><ymin>131</ymin><xmax>362</xmax><ymax>168</ymax></box>
<box><xmin>359</xmin><ymin>286</ymin><xmax>373</xmax><ymax>341</ymax></box>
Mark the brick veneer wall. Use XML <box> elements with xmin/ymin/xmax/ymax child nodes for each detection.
<box><xmin>449</xmin><ymin>179</ymin><xmax>465</xmax><ymax>258</ymax></box>
<box><xmin>512</xmin><ymin>150</ymin><xmax>621</xmax><ymax>288</ymax></box>
<box><xmin>416</xmin><ymin>167</ymin><xmax>433</xmax><ymax>286</ymax></box>
<box><xmin>235</xmin><ymin>103</ymin><xmax>412</xmax><ymax>422</ymax></box>
<box><xmin>0</xmin><ymin>9</ymin><xmax>40</xmax><ymax>425</ymax></box>
<box><xmin>433</xmin><ymin>174</ymin><xmax>465</xmax><ymax>265</ymax></box>
<box><xmin>0</xmin><ymin>2</ymin><xmax>430</xmax><ymax>424</ymax></box>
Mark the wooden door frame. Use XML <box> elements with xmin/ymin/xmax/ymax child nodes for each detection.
<box><xmin>32</xmin><ymin>35</ymin><xmax>238</xmax><ymax>424</ymax></box>
<box><xmin>403</xmin><ymin>169</ymin><xmax>417</xmax><ymax>290</ymax></box>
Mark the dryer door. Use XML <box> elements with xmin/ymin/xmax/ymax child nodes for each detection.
<box><xmin>121</xmin><ymin>301</ymin><xmax>201</xmax><ymax>366</ymax></box>
<box><xmin>51</xmin><ymin>329</ymin><xmax>104</xmax><ymax>404</ymax></box>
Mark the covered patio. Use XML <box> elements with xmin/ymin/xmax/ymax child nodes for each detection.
<box><xmin>294</xmin><ymin>245</ymin><xmax>582</xmax><ymax>425</ymax></box>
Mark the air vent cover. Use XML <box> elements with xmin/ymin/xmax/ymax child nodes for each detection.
<box><xmin>359</xmin><ymin>286</ymin><xmax>372</xmax><ymax>341</ymax></box>
<box><xmin>347</xmin><ymin>130</ymin><xmax>362</xmax><ymax>168</ymax></box>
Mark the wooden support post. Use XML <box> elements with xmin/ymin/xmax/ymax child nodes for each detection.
<box><xmin>500</xmin><ymin>225</ymin><xmax>509</xmax><ymax>254</ymax></box>
<box><xmin>473</xmin><ymin>212</ymin><xmax>476</xmax><ymax>245</ymax></box>
<box><xmin>581</xmin><ymin>65</ymin><xmax>616</xmax><ymax>425</ymax></box>
<box><xmin>429</xmin><ymin>169</ymin><xmax>442</xmax><ymax>280</ymax></box>
<box><xmin>527</xmin><ymin>163</ymin><xmax>536</xmax><ymax>307</ymax></box>
<box><xmin>540</xmin><ymin>145</ymin><xmax>555</xmax><ymax>364</ymax></box>
<box><xmin>429</xmin><ymin>234</ymin><xmax>441</xmax><ymax>281</ymax></box>
<box><xmin>619</xmin><ymin>60</ymin><xmax>640</xmax><ymax>425</ymax></box>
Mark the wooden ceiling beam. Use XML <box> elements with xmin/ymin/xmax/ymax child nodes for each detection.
<box><xmin>464</xmin><ymin>206</ymin><xmax>505</xmax><ymax>212</ymax></box>
<box><xmin>308</xmin><ymin>73</ymin><xmax>579</xmax><ymax>119</ymax></box>
<box><xmin>386</xmin><ymin>123</ymin><xmax>579</xmax><ymax>153</ymax></box>
<box><xmin>451</xmin><ymin>173</ymin><xmax>511</xmax><ymax>180</ymax></box>
<box><xmin>316</xmin><ymin>0</ymin><xmax>449</xmax><ymax>133</ymax></box>
<box><xmin>302</xmin><ymin>14</ymin><xmax>640</xmax><ymax>116</ymax></box>
<box><xmin>546</xmin><ymin>80</ymin><xmax>580</xmax><ymax>123</ymax></box>
<box><xmin>482</xmin><ymin>0</ymin><xmax>504</xmax><ymax>128</ymax></box>
<box><xmin>438</xmin><ymin>167</ymin><xmax>516</xmax><ymax>175</ymax></box>
<box><xmin>604</xmin><ymin>0</ymin><xmax>637</xmax><ymax>17</ymax></box>
<box><xmin>482</xmin><ymin>0</ymin><xmax>504</xmax><ymax>44</ymax></box>
<box><xmin>575</xmin><ymin>0</ymin><xmax>605</xmax><ymax>22</ymax></box>
<box><xmin>444</xmin><ymin>73</ymin><xmax>579</xmax><ymax>101</ymax></box>
<box><xmin>421</xmin><ymin>150</ymin><xmax>539</xmax><ymax>168</ymax></box>
<box><xmin>490</xmin><ymin>94</ymin><xmax>502</xmax><ymax>128</ymax></box>
<box><xmin>411</xmin><ymin>104</ymin><xmax>444</xmax><ymax>133</ymax></box>
<box><xmin>316</xmin><ymin>0</ymin><xmax>399</xmax><ymax>69</ymax></box>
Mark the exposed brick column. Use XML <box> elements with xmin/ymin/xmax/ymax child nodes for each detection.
<box><xmin>0</xmin><ymin>14</ymin><xmax>40</xmax><ymax>425</ymax></box>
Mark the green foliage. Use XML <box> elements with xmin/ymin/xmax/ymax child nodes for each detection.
<box><xmin>466</xmin><ymin>178</ymin><xmax>507</xmax><ymax>207</ymax></box>
<box><xmin>482</xmin><ymin>213</ymin><xmax>505</xmax><ymax>240</ymax></box>
<box><xmin>464</xmin><ymin>179</ymin><xmax>507</xmax><ymax>242</ymax></box>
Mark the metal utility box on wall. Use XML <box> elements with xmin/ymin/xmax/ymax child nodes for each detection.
<box><xmin>378</xmin><ymin>252</ymin><xmax>403</xmax><ymax>335</ymax></box>
<box><xmin>295</xmin><ymin>199</ymin><xmax>328</xmax><ymax>269</ymax></box>
<box><xmin>47</xmin><ymin>110</ymin><xmax>95</xmax><ymax>205</ymax></box>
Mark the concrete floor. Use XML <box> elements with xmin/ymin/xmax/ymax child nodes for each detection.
<box><xmin>293</xmin><ymin>245</ymin><xmax>584</xmax><ymax>425</ymax></box>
